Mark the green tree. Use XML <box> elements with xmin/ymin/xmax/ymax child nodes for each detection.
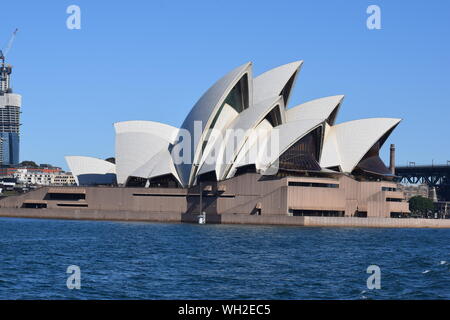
<box><xmin>408</xmin><ymin>196</ymin><xmax>434</xmax><ymax>216</ymax></box>
<box><xmin>19</xmin><ymin>160</ymin><xmax>38</xmax><ymax>168</ymax></box>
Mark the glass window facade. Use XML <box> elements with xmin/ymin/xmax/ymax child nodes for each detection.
<box><xmin>278</xmin><ymin>126</ymin><xmax>323</xmax><ymax>172</ymax></box>
<box><xmin>0</xmin><ymin>132</ymin><xmax>19</xmax><ymax>165</ymax></box>
<box><xmin>353</xmin><ymin>141</ymin><xmax>391</xmax><ymax>176</ymax></box>
<box><xmin>0</xmin><ymin>102</ymin><xmax>21</xmax><ymax>165</ymax></box>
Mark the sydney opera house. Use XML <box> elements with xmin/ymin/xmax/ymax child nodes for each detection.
<box><xmin>2</xmin><ymin>61</ymin><xmax>410</xmax><ymax>221</ymax></box>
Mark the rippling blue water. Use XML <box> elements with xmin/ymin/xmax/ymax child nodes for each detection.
<box><xmin>0</xmin><ymin>217</ymin><xmax>449</xmax><ymax>299</ymax></box>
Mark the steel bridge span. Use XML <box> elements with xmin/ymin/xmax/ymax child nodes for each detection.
<box><xmin>396</xmin><ymin>164</ymin><xmax>450</xmax><ymax>201</ymax></box>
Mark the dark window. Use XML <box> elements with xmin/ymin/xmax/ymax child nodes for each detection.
<box><xmin>22</xmin><ymin>203</ymin><xmax>47</xmax><ymax>209</ymax></box>
<box><xmin>354</xmin><ymin>141</ymin><xmax>391</xmax><ymax>176</ymax></box>
<box><xmin>386</xmin><ymin>198</ymin><xmax>403</xmax><ymax>202</ymax></box>
<box><xmin>57</xmin><ymin>203</ymin><xmax>88</xmax><ymax>207</ymax></box>
<box><xmin>280</xmin><ymin>71</ymin><xmax>297</xmax><ymax>107</ymax></box>
<box><xmin>289</xmin><ymin>209</ymin><xmax>344</xmax><ymax>217</ymax></box>
<box><xmin>218</xmin><ymin>194</ymin><xmax>235</xmax><ymax>198</ymax></box>
<box><xmin>47</xmin><ymin>193</ymin><xmax>85</xmax><ymax>201</ymax></box>
<box><xmin>234</xmin><ymin>164</ymin><xmax>257</xmax><ymax>177</ymax></box>
<box><xmin>278</xmin><ymin>126</ymin><xmax>323</xmax><ymax>172</ymax></box>
<box><xmin>197</xmin><ymin>171</ymin><xmax>217</xmax><ymax>183</ymax></box>
<box><xmin>126</xmin><ymin>176</ymin><xmax>148</xmax><ymax>187</ymax></box>
<box><xmin>264</xmin><ymin>105</ymin><xmax>283</xmax><ymax>127</ymax></box>
<box><xmin>223</xmin><ymin>73</ymin><xmax>249</xmax><ymax>113</ymax></box>
<box><xmin>132</xmin><ymin>193</ymin><xmax>185</xmax><ymax>197</ymax></box>
<box><xmin>326</xmin><ymin>103</ymin><xmax>340</xmax><ymax>125</ymax></box>
<box><xmin>210</xmin><ymin>74</ymin><xmax>249</xmax><ymax>131</ymax></box>
<box><xmin>288</xmin><ymin>181</ymin><xmax>339</xmax><ymax>188</ymax></box>
<box><xmin>382</xmin><ymin>186</ymin><xmax>397</xmax><ymax>192</ymax></box>
<box><xmin>355</xmin><ymin>211</ymin><xmax>368</xmax><ymax>218</ymax></box>
<box><xmin>148</xmin><ymin>174</ymin><xmax>181</xmax><ymax>188</ymax></box>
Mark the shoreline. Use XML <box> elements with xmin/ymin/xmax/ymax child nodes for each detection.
<box><xmin>1</xmin><ymin>208</ymin><xmax>450</xmax><ymax>229</ymax></box>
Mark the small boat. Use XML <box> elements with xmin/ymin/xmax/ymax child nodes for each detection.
<box><xmin>198</xmin><ymin>212</ymin><xmax>206</xmax><ymax>224</ymax></box>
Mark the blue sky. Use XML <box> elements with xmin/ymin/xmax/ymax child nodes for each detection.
<box><xmin>1</xmin><ymin>0</ymin><xmax>449</xmax><ymax>169</ymax></box>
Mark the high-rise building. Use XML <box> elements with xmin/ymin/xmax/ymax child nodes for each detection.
<box><xmin>0</xmin><ymin>62</ymin><xmax>21</xmax><ymax>165</ymax></box>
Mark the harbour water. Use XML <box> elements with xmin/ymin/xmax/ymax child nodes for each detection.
<box><xmin>0</xmin><ymin>217</ymin><xmax>449</xmax><ymax>299</ymax></box>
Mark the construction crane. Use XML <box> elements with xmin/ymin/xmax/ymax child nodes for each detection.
<box><xmin>0</xmin><ymin>29</ymin><xmax>18</xmax><ymax>94</ymax></box>
<box><xmin>0</xmin><ymin>28</ymin><xmax>19</xmax><ymax>66</ymax></box>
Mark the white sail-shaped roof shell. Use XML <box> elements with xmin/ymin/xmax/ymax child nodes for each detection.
<box><xmin>65</xmin><ymin>156</ymin><xmax>116</xmax><ymax>186</ymax></box>
<box><xmin>114</xmin><ymin>121</ymin><xmax>178</xmax><ymax>185</ymax></box>
<box><xmin>320</xmin><ymin>118</ymin><xmax>401</xmax><ymax>173</ymax></box>
<box><xmin>286</xmin><ymin>95</ymin><xmax>344</xmax><ymax>125</ymax></box>
<box><xmin>253</xmin><ymin>61</ymin><xmax>302</xmax><ymax>107</ymax></box>
<box><xmin>197</xmin><ymin>96</ymin><xmax>285</xmax><ymax>179</ymax></box>
<box><xmin>65</xmin><ymin>60</ymin><xmax>404</xmax><ymax>188</ymax></box>
<box><xmin>227</xmin><ymin>118</ymin><xmax>274</xmax><ymax>178</ymax></box>
<box><xmin>228</xmin><ymin>118</ymin><xmax>324</xmax><ymax>178</ymax></box>
<box><xmin>196</xmin><ymin>103</ymin><xmax>239</xmax><ymax>179</ymax></box>
<box><xmin>217</xmin><ymin>96</ymin><xmax>285</xmax><ymax>180</ymax></box>
<box><xmin>173</xmin><ymin>62</ymin><xmax>253</xmax><ymax>187</ymax></box>
<box><xmin>130</xmin><ymin>148</ymin><xmax>182</xmax><ymax>186</ymax></box>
